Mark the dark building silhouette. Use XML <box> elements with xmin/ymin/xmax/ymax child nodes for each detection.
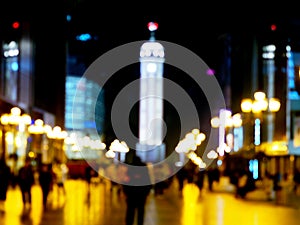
<box><xmin>0</xmin><ymin>1</ymin><xmax>66</xmax><ymax>127</ymax></box>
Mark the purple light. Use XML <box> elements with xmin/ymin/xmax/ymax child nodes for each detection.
<box><xmin>206</xmin><ymin>68</ymin><xmax>215</xmax><ymax>76</ymax></box>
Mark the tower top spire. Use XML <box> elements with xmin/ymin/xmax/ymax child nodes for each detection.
<box><xmin>140</xmin><ymin>22</ymin><xmax>164</xmax><ymax>59</ymax></box>
<box><xmin>147</xmin><ymin>22</ymin><xmax>158</xmax><ymax>41</ymax></box>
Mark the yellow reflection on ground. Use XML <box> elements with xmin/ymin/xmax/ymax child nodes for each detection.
<box><xmin>2</xmin><ymin>178</ymin><xmax>300</xmax><ymax>225</ymax></box>
<box><xmin>4</xmin><ymin>185</ymin><xmax>43</xmax><ymax>225</ymax></box>
<box><xmin>181</xmin><ymin>183</ymin><xmax>201</xmax><ymax>225</ymax></box>
<box><xmin>179</xmin><ymin>182</ymin><xmax>292</xmax><ymax>225</ymax></box>
<box><xmin>63</xmin><ymin>179</ymin><xmax>106</xmax><ymax>225</ymax></box>
<box><xmin>2</xmin><ymin>179</ymin><xmax>112</xmax><ymax>225</ymax></box>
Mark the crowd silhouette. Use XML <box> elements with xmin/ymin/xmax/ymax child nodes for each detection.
<box><xmin>0</xmin><ymin>154</ymin><xmax>299</xmax><ymax>223</ymax></box>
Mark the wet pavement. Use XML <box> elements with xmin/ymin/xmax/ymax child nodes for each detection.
<box><xmin>1</xmin><ymin>178</ymin><xmax>300</xmax><ymax>225</ymax></box>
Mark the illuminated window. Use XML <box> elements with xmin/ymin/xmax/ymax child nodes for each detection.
<box><xmin>2</xmin><ymin>41</ymin><xmax>19</xmax><ymax>101</ymax></box>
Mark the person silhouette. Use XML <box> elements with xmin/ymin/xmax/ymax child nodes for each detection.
<box><xmin>194</xmin><ymin>168</ymin><xmax>205</xmax><ymax>197</ymax></box>
<box><xmin>122</xmin><ymin>155</ymin><xmax>152</xmax><ymax>225</ymax></box>
<box><xmin>38</xmin><ymin>164</ymin><xmax>54</xmax><ymax>210</ymax></box>
<box><xmin>17</xmin><ymin>158</ymin><xmax>35</xmax><ymax>209</ymax></box>
<box><xmin>0</xmin><ymin>159</ymin><xmax>11</xmax><ymax>213</ymax></box>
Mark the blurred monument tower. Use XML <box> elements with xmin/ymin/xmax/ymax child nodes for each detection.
<box><xmin>136</xmin><ymin>22</ymin><xmax>166</xmax><ymax>162</ymax></box>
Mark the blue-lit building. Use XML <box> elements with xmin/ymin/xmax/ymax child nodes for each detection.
<box><xmin>65</xmin><ymin>55</ymin><xmax>105</xmax><ymax>135</ymax></box>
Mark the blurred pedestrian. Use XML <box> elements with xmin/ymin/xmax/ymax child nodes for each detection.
<box><xmin>0</xmin><ymin>159</ymin><xmax>11</xmax><ymax>213</ymax></box>
<box><xmin>262</xmin><ymin>172</ymin><xmax>273</xmax><ymax>200</ymax></box>
<box><xmin>272</xmin><ymin>172</ymin><xmax>283</xmax><ymax>204</ymax></box>
<box><xmin>17</xmin><ymin>158</ymin><xmax>35</xmax><ymax>209</ymax></box>
<box><xmin>38</xmin><ymin>164</ymin><xmax>54</xmax><ymax>210</ymax></box>
<box><xmin>230</xmin><ymin>170</ymin><xmax>240</xmax><ymax>193</ymax></box>
<box><xmin>122</xmin><ymin>155</ymin><xmax>152</xmax><ymax>225</ymax></box>
<box><xmin>293</xmin><ymin>168</ymin><xmax>300</xmax><ymax>195</ymax></box>
<box><xmin>236</xmin><ymin>169</ymin><xmax>256</xmax><ymax>199</ymax></box>
<box><xmin>85</xmin><ymin>165</ymin><xmax>97</xmax><ymax>202</ymax></box>
<box><xmin>207</xmin><ymin>167</ymin><xmax>220</xmax><ymax>191</ymax></box>
<box><xmin>194</xmin><ymin>168</ymin><xmax>205</xmax><ymax>198</ymax></box>
<box><xmin>53</xmin><ymin>163</ymin><xmax>68</xmax><ymax>196</ymax></box>
<box><xmin>176</xmin><ymin>167</ymin><xmax>187</xmax><ymax>196</ymax></box>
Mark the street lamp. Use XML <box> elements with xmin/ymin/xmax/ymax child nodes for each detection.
<box><xmin>240</xmin><ymin>91</ymin><xmax>281</xmax><ymax>180</ymax></box>
<box><xmin>0</xmin><ymin>107</ymin><xmax>32</xmax><ymax>155</ymax></box>
<box><xmin>28</xmin><ymin>119</ymin><xmax>52</xmax><ymax>164</ymax></box>
<box><xmin>210</xmin><ymin>109</ymin><xmax>242</xmax><ymax>156</ymax></box>
<box><xmin>46</xmin><ymin>126</ymin><xmax>68</xmax><ymax>164</ymax></box>
<box><xmin>240</xmin><ymin>91</ymin><xmax>281</xmax><ymax>148</ymax></box>
<box><xmin>108</xmin><ymin>139</ymin><xmax>129</xmax><ymax>163</ymax></box>
<box><xmin>175</xmin><ymin>128</ymin><xmax>206</xmax><ymax>168</ymax></box>
<box><xmin>0</xmin><ymin>107</ymin><xmax>31</xmax><ymax>185</ymax></box>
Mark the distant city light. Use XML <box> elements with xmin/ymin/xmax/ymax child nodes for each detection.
<box><xmin>66</xmin><ymin>14</ymin><xmax>72</xmax><ymax>22</ymax></box>
<box><xmin>262</xmin><ymin>44</ymin><xmax>276</xmax><ymax>59</ymax></box>
<box><xmin>249</xmin><ymin>159</ymin><xmax>259</xmax><ymax>179</ymax></box>
<box><xmin>148</xmin><ymin>22</ymin><xmax>158</xmax><ymax>32</ymax></box>
<box><xmin>3</xmin><ymin>41</ymin><xmax>19</xmax><ymax>57</ymax></box>
<box><xmin>206</xmin><ymin>68</ymin><xmax>215</xmax><ymax>76</ymax></box>
<box><xmin>12</xmin><ymin>21</ymin><xmax>20</xmax><ymax>29</ymax></box>
<box><xmin>105</xmin><ymin>149</ymin><xmax>116</xmax><ymax>158</ymax></box>
<box><xmin>76</xmin><ymin>33</ymin><xmax>92</xmax><ymax>41</ymax></box>
<box><xmin>270</xmin><ymin>24</ymin><xmax>277</xmax><ymax>31</ymax></box>
<box><xmin>207</xmin><ymin>150</ymin><xmax>218</xmax><ymax>159</ymax></box>
<box><xmin>262</xmin><ymin>52</ymin><xmax>275</xmax><ymax>59</ymax></box>
<box><xmin>109</xmin><ymin>139</ymin><xmax>129</xmax><ymax>153</ymax></box>
<box><xmin>263</xmin><ymin>45</ymin><xmax>276</xmax><ymax>52</ymax></box>
<box><xmin>4</xmin><ymin>49</ymin><xmax>19</xmax><ymax>57</ymax></box>
<box><xmin>175</xmin><ymin>161</ymin><xmax>183</xmax><ymax>167</ymax></box>
<box><xmin>11</xmin><ymin>62</ymin><xmax>19</xmax><ymax>71</ymax></box>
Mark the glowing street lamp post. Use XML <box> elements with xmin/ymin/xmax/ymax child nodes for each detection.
<box><xmin>240</xmin><ymin>91</ymin><xmax>281</xmax><ymax>151</ymax></box>
<box><xmin>0</xmin><ymin>107</ymin><xmax>32</xmax><ymax>158</ymax></box>
<box><xmin>241</xmin><ymin>91</ymin><xmax>281</xmax><ymax>178</ymax></box>
<box><xmin>210</xmin><ymin>109</ymin><xmax>242</xmax><ymax>174</ymax></box>
<box><xmin>28</xmin><ymin>119</ymin><xmax>52</xmax><ymax>164</ymax></box>
<box><xmin>0</xmin><ymin>107</ymin><xmax>31</xmax><ymax>186</ymax></box>
<box><xmin>210</xmin><ymin>109</ymin><xmax>242</xmax><ymax>156</ymax></box>
<box><xmin>175</xmin><ymin>128</ymin><xmax>206</xmax><ymax>168</ymax></box>
<box><xmin>46</xmin><ymin>126</ymin><xmax>68</xmax><ymax>164</ymax></box>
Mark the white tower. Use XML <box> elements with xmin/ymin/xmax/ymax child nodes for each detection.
<box><xmin>136</xmin><ymin>22</ymin><xmax>165</xmax><ymax>162</ymax></box>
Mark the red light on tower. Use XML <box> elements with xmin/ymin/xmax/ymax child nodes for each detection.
<box><xmin>148</xmin><ymin>22</ymin><xmax>158</xmax><ymax>32</ymax></box>
<box><xmin>270</xmin><ymin>24</ymin><xmax>277</xmax><ymax>31</ymax></box>
<box><xmin>12</xmin><ymin>21</ymin><xmax>20</xmax><ymax>29</ymax></box>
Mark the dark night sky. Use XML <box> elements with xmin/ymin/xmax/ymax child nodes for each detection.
<box><xmin>64</xmin><ymin>10</ymin><xmax>300</xmax><ymax>150</ymax></box>
<box><xmin>2</xmin><ymin>1</ymin><xmax>300</xmax><ymax>151</ymax></box>
<box><xmin>64</xmin><ymin>5</ymin><xmax>300</xmax><ymax>75</ymax></box>
<box><xmin>2</xmin><ymin>2</ymin><xmax>300</xmax><ymax>64</ymax></box>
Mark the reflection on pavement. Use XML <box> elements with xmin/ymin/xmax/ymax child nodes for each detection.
<box><xmin>1</xmin><ymin>178</ymin><xmax>300</xmax><ymax>225</ymax></box>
